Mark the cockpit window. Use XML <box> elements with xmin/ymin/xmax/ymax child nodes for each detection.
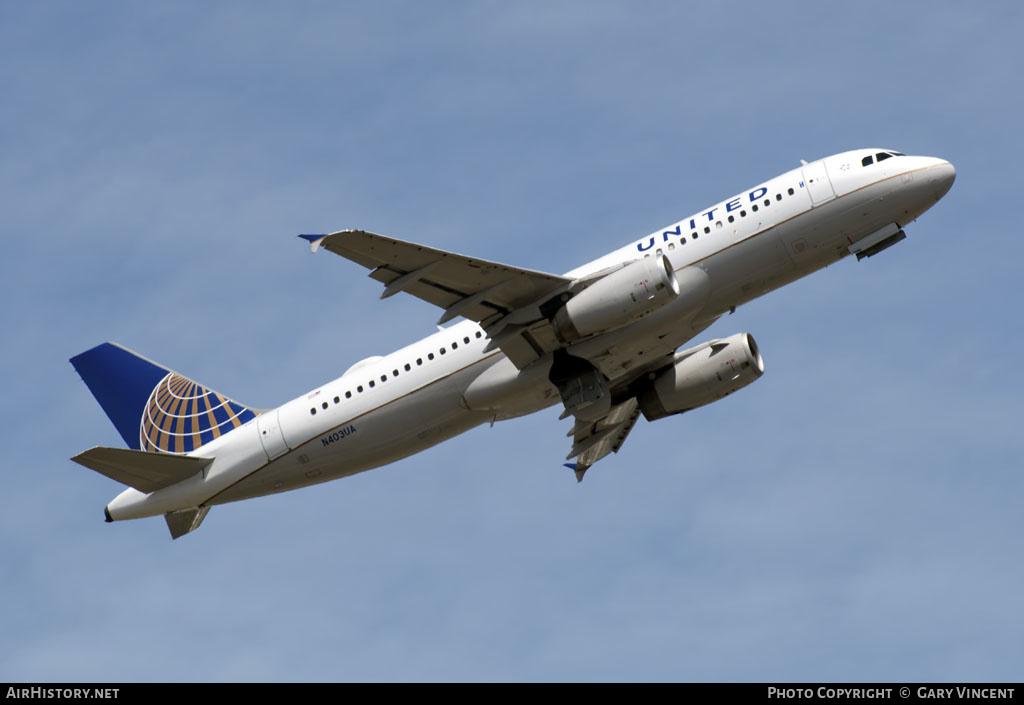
<box><xmin>876</xmin><ymin>152</ymin><xmax>892</xmax><ymax>162</ymax></box>
<box><xmin>862</xmin><ymin>155</ymin><xmax>874</xmax><ymax>167</ymax></box>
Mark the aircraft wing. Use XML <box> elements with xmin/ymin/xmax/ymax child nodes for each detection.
<box><xmin>301</xmin><ymin>230</ymin><xmax>573</xmax><ymax>367</ymax></box>
<box><xmin>564</xmin><ymin>398</ymin><xmax>642</xmax><ymax>482</ymax></box>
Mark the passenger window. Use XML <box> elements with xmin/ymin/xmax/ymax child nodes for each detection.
<box><xmin>404</xmin><ymin>364</ymin><xmax>411</xmax><ymax>371</ymax></box>
<box><xmin>322</xmin><ymin>402</ymin><xmax>328</xmax><ymax>410</ymax></box>
<box><xmin>345</xmin><ymin>391</ymin><xmax>352</xmax><ymax>399</ymax></box>
<box><xmin>369</xmin><ymin>380</ymin><xmax>375</xmax><ymax>388</ymax></box>
<box><xmin>787</xmin><ymin>188</ymin><xmax>795</xmax><ymax>195</ymax></box>
<box><xmin>393</xmin><ymin>369</ymin><xmax>399</xmax><ymax>377</ymax></box>
<box><xmin>357</xmin><ymin>385</ymin><xmax>363</xmax><ymax>393</ymax></box>
<box><xmin>428</xmin><ymin>353</ymin><xmax>434</xmax><ymax>360</ymax></box>
<box><xmin>310</xmin><ymin>408</ymin><xmax>316</xmax><ymax>415</ymax></box>
<box><xmin>463</xmin><ymin>337</ymin><xmax>470</xmax><ymax>344</ymax></box>
<box><xmin>333</xmin><ymin>396</ymin><xmax>339</xmax><ymax>404</ymax></box>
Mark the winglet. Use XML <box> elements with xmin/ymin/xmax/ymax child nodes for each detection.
<box><xmin>563</xmin><ymin>462</ymin><xmax>587</xmax><ymax>483</ymax></box>
<box><xmin>299</xmin><ymin>234</ymin><xmax>328</xmax><ymax>253</ymax></box>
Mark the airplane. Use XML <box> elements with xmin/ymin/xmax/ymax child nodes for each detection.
<box><xmin>71</xmin><ymin>148</ymin><xmax>955</xmax><ymax>539</ymax></box>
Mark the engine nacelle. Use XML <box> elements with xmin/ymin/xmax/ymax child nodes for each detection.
<box><xmin>637</xmin><ymin>333</ymin><xmax>765</xmax><ymax>421</ymax></box>
<box><xmin>552</xmin><ymin>254</ymin><xmax>679</xmax><ymax>343</ymax></box>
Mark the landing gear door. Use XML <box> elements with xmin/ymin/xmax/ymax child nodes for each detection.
<box><xmin>802</xmin><ymin>161</ymin><xmax>836</xmax><ymax>205</ymax></box>
<box><xmin>257</xmin><ymin>409</ymin><xmax>289</xmax><ymax>461</ymax></box>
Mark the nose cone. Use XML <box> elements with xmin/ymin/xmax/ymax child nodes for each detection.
<box><xmin>933</xmin><ymin>160</ymin><xmax>956</xmax><ymax>198</ymax></box>
<box><xmin>924</xmin><ymin>158</ymin><xmax>956</xmax><ymax>201</ymax></box>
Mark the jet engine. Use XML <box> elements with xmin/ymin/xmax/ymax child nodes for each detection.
<box><xmin>552</xmin><ymin>254</ymin><xmax>679</xmax><ymax>343</ymax></box>
<box><xmin>637</xmin><ymin>333</ymin><xmax>764</xmax><ymax>421</ymax></box>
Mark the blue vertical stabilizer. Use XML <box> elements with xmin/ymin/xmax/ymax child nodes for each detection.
<box><xmin>70</xmin><ymin>343</ymin><xmax>258</xmax><ymax>453</ymax></box>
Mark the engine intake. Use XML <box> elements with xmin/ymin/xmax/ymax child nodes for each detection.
<box><xmin>638</xmin><ymin>333</ymin><xmax>765</xmax><ymax>421</ymax></box>
<box><xmin>552</xmin><ymin>254</ymin><xmax>679</xmax><ymax>343</ymax></box>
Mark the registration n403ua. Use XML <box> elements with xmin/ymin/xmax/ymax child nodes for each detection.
<box><xmin>71</xmin><ymin>148</ymin><xmax>955</xmax><ymax>538</ymax></box>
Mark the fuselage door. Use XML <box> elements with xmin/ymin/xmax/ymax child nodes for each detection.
<box><xmin>256</xmin><ymin>409</ymin><xmax>289</xmax><ymax>461</ymax></box>
<box><xmin>802</xmin><ymin>161</ymin><xmax>836</xmax><ymax>205</ymax></box>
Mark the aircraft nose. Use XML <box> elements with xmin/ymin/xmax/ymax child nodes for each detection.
<box><xmin>928</xmin><ymin>159</ymin><xmax>956</xmax><ymax>200</ymax></box>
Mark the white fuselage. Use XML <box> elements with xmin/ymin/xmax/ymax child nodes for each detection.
<box><xmin>106</xmin><ymin>149</ymin><xmax>955</xmax><ymax>521</ymax></box>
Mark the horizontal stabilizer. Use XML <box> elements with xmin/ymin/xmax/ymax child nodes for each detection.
<box><xmin>165</xmin><ymin>506</ymin><xmax>210</xmax><ymax>540</ymax></box>
<box><xmin>72</xmin><ymin>446</ymin><xmax>213</xmax><ymax>493</ymax></box>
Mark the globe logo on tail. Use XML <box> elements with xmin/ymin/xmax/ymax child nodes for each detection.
<box><xmin>140</xmin><ymin>373</ymin><xmax>258</xmax><ymax>454</ymax></box>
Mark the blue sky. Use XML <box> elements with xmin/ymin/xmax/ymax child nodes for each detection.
<box><xmin>2</xmin><ymin>1</ymin><xmax>1022</xmax><ymax>682</ymax></box>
